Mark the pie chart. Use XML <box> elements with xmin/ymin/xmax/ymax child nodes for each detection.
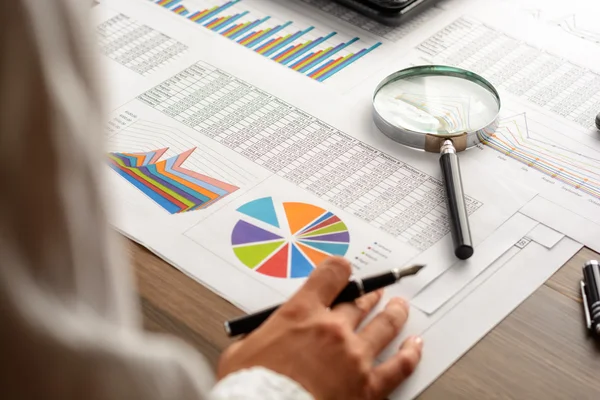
<box><xmin>231</xmin><ymin>197</ymin><xmax>350</xmax><ymax>278</ymax></box>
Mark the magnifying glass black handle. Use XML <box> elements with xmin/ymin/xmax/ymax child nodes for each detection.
<box><xmin>440</xmin><ymin>140</ymin><xmax>474</xmax><ymax>260</ymax></box>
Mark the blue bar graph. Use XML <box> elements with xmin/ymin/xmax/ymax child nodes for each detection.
<box><xmin>150</xmin><ymin>0</ymin><xmax>381</xmax><ymax>82</ymax></box>
<box><xmin>264</xmin><ymin>27</ymin><xmax>314</xmax><ymax>57</ymax></box>
<box><xmin>280</xmin><ymin>31</ymin><xmax>336</xmax><ymax>66</ymax></box>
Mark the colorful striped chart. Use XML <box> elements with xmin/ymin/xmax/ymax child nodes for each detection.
<box><xmin>231</xmin><ymin>197</ymin><xmax>350</xmax><ymax>278</ymax></box>
<box><xmin>478</xmin><ymin>113</ymin><xmax>600</xmax><ymax>199</ymax></box>
<box><xmin>108</xmin><ymin>148</ymin><xmax>239</xmax><ymax>213</ymax></box>
<box><xmin>150</xmin><ymin>0</ymin><xmax>381</xmax><ymax>82</ymax></box>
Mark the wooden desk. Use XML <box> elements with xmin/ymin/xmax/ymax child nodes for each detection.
<box><xmin>128</xmin><ymin>239</ymin><xmax>600</xmax><ymax>398</ymax></box>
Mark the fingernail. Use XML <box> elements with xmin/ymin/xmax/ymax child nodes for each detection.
<box><xmin>413</xmin><ymin>336</ymin><xmax>424</xmax><ymax>350</ymax></box>
<box><xmin>391</xmin><ymin>297</ymin><xmax>409</xmax><ymax>312</ymax></box>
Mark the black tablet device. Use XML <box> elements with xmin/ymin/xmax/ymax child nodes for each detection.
<box><xmin>333</xmin><ymin>0</ymin><xmax>440</xmax><ymax>26</ymax></box>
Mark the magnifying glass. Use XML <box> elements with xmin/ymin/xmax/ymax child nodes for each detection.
<box><xmin>372</xmin><ymin>65</ymin><xmax>501</xmax><ymax>260</ymax></box>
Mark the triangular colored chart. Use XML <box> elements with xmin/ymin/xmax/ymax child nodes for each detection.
<box><xmin>108</xmin><ymin>148</ymin><xmax>236</xmax><ymax>214</ymax></box>
<box><xmin>296</xmin><ymin>242</ymin><xmax>330</xmax><ymax>268</ymax></box>
<box><xmin>237</xmin><ymin>197</ymin><xmax>280</xmax><ymax>228</ymax></box>
<box><xmin>148</xmin><ymin>148</ymin><xmax>169</xmax><ymax>164</ymax></box>
<box><xmin>300</xmin><ymin>216</ymin><xmax>342</xmax><ymax>236</ymax></box>
<box><xmin>300</xmin><ymin>221</ymin><xmax>348</xmax><ymax>238</ymax></box>
<box><xmin>233</xmin><ymin>241</ymin><xmax>285</xmax><ymax>269</ymax></box>
<box><xmin>298</xmin><ymin>240</ymin><xmax>349</xmax><ymax>256</ymax></box>
<box><xmin>123</xmin><ymin>153</ymin><xmax>146</xmax><ymax>167</ymax></box>
<box><xmin>231</xmin><ymin>220</ymin><xmax>283</xmax><ymax>246</ymax></box>
<box><xmin>284</xmin><ymin>202</ymin><xmax>327</xmax><ymax>235</ymax></box>
<box><xmin>298</xmin><ymin>212</ymin><xmax>333</xmax><ymax>234</ymax></box>
<box><xmin>290</xmin><ymin>243</ymin><xmax>315</xmax><ymax>278</ymax></box>
<box><xmin>256</xmin><ymin>243</ymin><xmax>289</xmax><ymax>278</ymax></box>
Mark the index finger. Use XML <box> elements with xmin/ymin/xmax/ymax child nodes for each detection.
<box><xmin>288</xmin><ymin>256</ymin><xmax>352</xmax><ymax>308</ymax></box>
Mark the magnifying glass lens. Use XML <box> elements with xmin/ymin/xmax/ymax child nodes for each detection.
<box><xmin>373</xmin><ymin>74</ymin><xmax>500</xmax><ymax>136</ymax></box>
<box><xmin>371</xmin><ymin>66</ymin><xmax>502</xmax><ymax>261</ymax></box>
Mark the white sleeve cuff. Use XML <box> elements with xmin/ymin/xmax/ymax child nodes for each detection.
<box><xmin>210</xmin><ymin>367</ymin><xmax>314</xmax><ymax>400</ymax></box>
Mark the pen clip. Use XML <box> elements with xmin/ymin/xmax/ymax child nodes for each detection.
<box><xmin>581</xmin><ymin>280</ymin><xmax>592</xmax><ymax>330</ymax></box>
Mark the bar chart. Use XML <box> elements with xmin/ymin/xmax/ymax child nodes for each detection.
<box><xmin>149</xmin><ymin>0</ymin><xmax>382</xmax><ymax>82</ymax></box>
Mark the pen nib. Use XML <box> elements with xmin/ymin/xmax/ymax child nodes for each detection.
<box><xmin>394</xmin><ymin>264</ymin><xmax>426</xmax><ymax>280</ymax></box>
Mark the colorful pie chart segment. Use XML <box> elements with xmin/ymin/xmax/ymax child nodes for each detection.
<box><xmin>231</xmin><ymin>197</ymin><xmax>350</xmax><ymax>279</ymax></box>
<box><xmin>236</xmin><ymin>196</ymin><xmax>280</xmax><ymax>228</ymax></box>
<box><xmin>283</xmin><ymin>202</ymin><xmax>328</xmax><ymax>235</ymax></box>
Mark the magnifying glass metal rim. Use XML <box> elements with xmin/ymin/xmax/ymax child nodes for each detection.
<box><xmin>372</xmin><ymin>65</ymin><xmax>502</xmax><ymax>152</ymax></box>
<box><xmin>371</xmin><ymin>65</ymin><xmax>503</xmax><ymax>260</ymax></box>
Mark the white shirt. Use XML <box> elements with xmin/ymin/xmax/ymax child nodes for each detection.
<box><xmin>0</xmin><ymin>1</ymin><xmax>312</xmax><ymax>398</ymax></box>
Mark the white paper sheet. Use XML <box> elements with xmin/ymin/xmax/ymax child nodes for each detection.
<box><xmin>342</xmin><ymin>0</ymin><xmax>600</xmax><ymax>252</ymax></box>
<box><xmin>96</xmin><ymin>0</ymin><xmax>538</xmax><ymax>313</ymax></box>
<box><xmin>392</xmin><ymin>236</ymin><xmax>583</xmax><ymax>400</ymax></box>
<box><xmin>526</xmin><ymin>222</ymin><xmax>565</xmax><ymax>249</ymax></box>
<box><xmin>411</xmin><ymin>212</ymin><xmax>538</xmax><ymax>314</ymax></box>
<box><xmin>91</xmin><ymin>1</ymin><xmax>592</xmax><ymax>399</ymax></box>
<box><xmin>521</xmin><ymin>196</ymin><xmax>600</xmax><ymax>253</ymax></box>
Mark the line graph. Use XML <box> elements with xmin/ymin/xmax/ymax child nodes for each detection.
<box><xmin>478</xmin><ymin>113</ymin><xmax>600</xmax><ymax>199</ymax></box>
<box><xmin>551</xmin><ymin>14</ymin><xmax>600</xmax><ymax>45</ymax></box>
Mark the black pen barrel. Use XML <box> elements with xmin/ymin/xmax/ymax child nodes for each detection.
<box><xmin>332</xmin><ymin>272</ymin><xmax>397</xmax><ymax>304</ymax></box>
<box><xmin>224</xmin><ymin>275</ymin><xmax>391</xmax><ymax>336</ymax></box>
<box><xmin>440</xmin><ymin>140</ymin><xmax>473</xmax><ymax>260</ymax></box>
<box><xmin>583</xmin><ymin>261</ymin><xmax>600</xmax><ymax>332</ymax></box>
<box><xmin>225</xmin><ymin>305</ymin><xmax>279</xmax><ymax>337</ymax></box>
<box><xmin>226</xmin><ymin>281</ymin><xmax>367</xmax><ymax>336</ymax></box>
<box><xmin>361</xmin><ymin>272</ymin><xmax>397</xmax><ymax>294</ymax></box>
<box><xmin>331</xmin><ymin>281</ymin><xmax>363</xmax><ymax>305</ymax></box>
<box><xmin>224</xmin><ymin>267</ymin><xmax>423</xmax><ymax>337</ymax></box>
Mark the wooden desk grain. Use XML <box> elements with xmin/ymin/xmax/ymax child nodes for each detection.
<box><xmin>127</xmin><ymin>240</ymin><xmax>600</xmax><ymax>398</ymax></box>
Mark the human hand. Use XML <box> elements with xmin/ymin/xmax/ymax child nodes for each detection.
<box><xmin>217</xmin><ymin>256</ymin><xmax>423</xmax><ymax>400</ymax></box>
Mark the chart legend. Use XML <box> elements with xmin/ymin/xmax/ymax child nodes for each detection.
<box><xmin>148</xmin><ymin>0</ymin><xmax>381</xmax><ymax>82</ymax></box>
<box><xmin>231</xmin><ymin>197</ymin><xmax>350</xmax><ymax>278</ymax></box>
<box><xmin>108</xmin><ymin>148</ymin><xmax>239</xmax><ymax>213</ymax></box>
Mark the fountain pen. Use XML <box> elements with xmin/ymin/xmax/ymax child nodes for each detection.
<box><xmin>224</xmin><ymin>264</ymin><xmax>425</xmax><ymax>337</ymax></box>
